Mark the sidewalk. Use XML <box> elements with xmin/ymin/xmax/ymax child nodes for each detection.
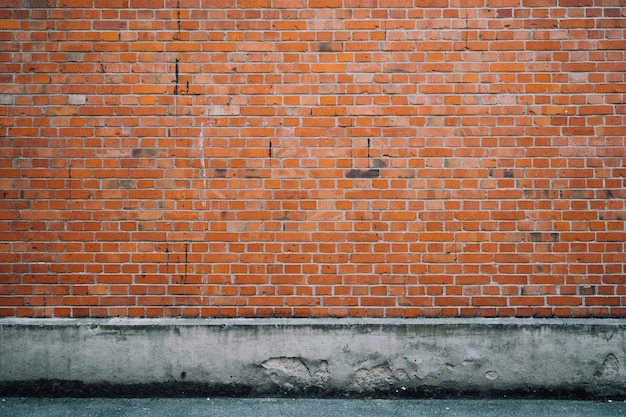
<box><xmin>2</xmin><ymin>397</ymin><xmax>626</xmax><ymax>417</ymax></box>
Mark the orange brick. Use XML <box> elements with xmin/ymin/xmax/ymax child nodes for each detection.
<box><xmin>0</xmin><ymin>0</ymin><xmax>623</xmax><ymax>320</ymax></box>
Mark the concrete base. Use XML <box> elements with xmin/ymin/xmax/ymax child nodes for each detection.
<box><xmin>1</xmin><ymin>318</ymin><xmax>625</xmax><ymax>398</ymax></box>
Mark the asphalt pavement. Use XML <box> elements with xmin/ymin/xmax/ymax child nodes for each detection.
<box><xmin>2</xmin><ymin>397</ymin><xmax>626</xmax><ymax>417</ymax></box>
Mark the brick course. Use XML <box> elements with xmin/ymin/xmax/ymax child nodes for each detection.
<box><xmin>0</xmin><ymin>0</ymin><xmax>625</xmax><ymax>318</ymax></box>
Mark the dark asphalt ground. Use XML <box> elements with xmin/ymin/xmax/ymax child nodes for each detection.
<box><xmin>2</xmin><ymin>397</ymin><xmax>626</xmax><ymax>417</ymax></box>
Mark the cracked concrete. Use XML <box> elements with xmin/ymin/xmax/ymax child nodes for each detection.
<box><xmin>0</xmin><ymin>318</ymin><xmax>625</xmax><ymax>398</ymax></box>
<box><xmin>261</xmin><ymin>357</ymin><xmax>330</xmax><ymax>394</ymax></box>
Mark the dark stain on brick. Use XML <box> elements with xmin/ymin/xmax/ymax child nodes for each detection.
<box><xmin>372</xmin><ymin>159</ymin><xmax>387</xmax><ymax>168</ymax></box>
<box><xmin>522</xmin><ymin>286</ymin><xmax>539</xmax><ymax>295</ymax></box>
<box><xmin>503</xmin><ymin>169</ymin><xmax>514</xmax><ymax>178</ymax></box>
<box><xmin>22</xmin><ymin>0</ymin><xmax>49</xmax><ymax>7</ymax></box>
<box><xmin>347</xmin><ymin>169</ymin><xmax>380</xmax><ymax>178</ymax></box>
<box><xmin>579</xmin><ymin>285</ymin><xmax>596</xmax><ymax>295</ymax></box>
<box><xmin>214</xmin><ymin>168</ymin><xmax>228</xmax><ymax>178</ymax></box>
<box><xmin>318</xmin><ymin>42</ymin><xmax>333</xmax><ymax>52</ymax></box>
<box><xmin>529</xmin><ymin>232</ymin><xmax>559</xmax><ymax>242</ymax></box>
<box><xmin>118</xmin><ymin>180</ymin><xmax>137</xmax><ymax>189</ymax></box>
<box><xmin>241</xmin><ymin>169</ymin><xmax>265</xmax><ymax>178</ymax></box>
<box><xmin>131</xmin><ymin>148</ymin><xmax>159</xmax><ymax>158</ymax></box>
<box><xmin>387</xmin><ymin>65</ymin><xmax>411</xmax><ymax>73</ymax></box>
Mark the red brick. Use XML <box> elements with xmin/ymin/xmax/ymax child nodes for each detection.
<box><xmin>0</xmin><ymin>1</ymin><xmax>623</xmax><ymax>319</ymax></box>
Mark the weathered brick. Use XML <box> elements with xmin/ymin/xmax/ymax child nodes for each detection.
<box><xmin>0</xmin><ymin>1</ymin><xmax>623</xmax><ymax>319</ymax></box>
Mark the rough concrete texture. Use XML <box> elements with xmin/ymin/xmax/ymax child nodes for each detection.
<box><xmin>0</xmin><ymin>318</ymin><xmax>625</xmax><ymax>398</ymax></box>
<box><xmin>3</xmin><ymin>398</ymin><xmax>626</xmax><ymax>417</ymax></box>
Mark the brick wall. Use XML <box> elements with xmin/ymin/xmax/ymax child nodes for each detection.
<box><xmin>0</xmin><ymin>0</ymin><xmax>624</xmax><ymax>318</ymax></box>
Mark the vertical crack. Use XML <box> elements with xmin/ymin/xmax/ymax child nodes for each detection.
<box><xmin>176</xmin><ymin>0</ymin><xmax>181</xmax><ymax>39</ymax></box>
<box><xmin>173</xmin><ymin>57</ymin><xmax>179</xmax><ymax>96</ymax></box>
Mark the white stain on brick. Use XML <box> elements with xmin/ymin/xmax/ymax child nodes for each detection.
<box><xmin>68</xmin><ymin>95</ymin><xmax>86</xmax><ymax>105</ymax></box>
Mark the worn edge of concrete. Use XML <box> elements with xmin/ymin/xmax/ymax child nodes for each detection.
<box><xmin>1</xmin><ymin>318</ymin><xmax>625</xmax><ymax>399</ymax></box>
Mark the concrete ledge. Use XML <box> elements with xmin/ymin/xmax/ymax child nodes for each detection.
<box><xmin>1</xmin><ymin>318</ymin><xmax>625</xmax><ymax>398</ymax></box>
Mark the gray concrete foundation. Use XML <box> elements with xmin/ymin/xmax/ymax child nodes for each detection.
<box><xmin>1</xmin><ymin>318</ymin><xmax>625</xmax><ymax>398</ymax></box>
